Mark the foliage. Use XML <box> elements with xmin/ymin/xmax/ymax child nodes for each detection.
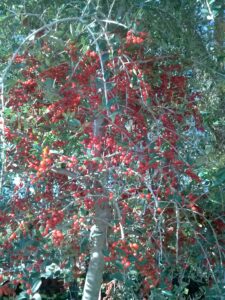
<box><xmin>0</xmin><ymin>0</ymin><xmax>225</xmax><ymax>299</ymax></box>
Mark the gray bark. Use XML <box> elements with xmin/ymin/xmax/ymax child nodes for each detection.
<box><xmin>82</xmin><ymin>202</ymin><xmax>112</xmax><ymax>300</ymax></box>
<box><xmin>82</xmin><ymin>115</ymin><xmax>112</xmax><ymax>300</ymax></box>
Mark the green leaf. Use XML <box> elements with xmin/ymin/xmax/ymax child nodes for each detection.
<box><xmin>111</xmin><ymin>272</ymin><xmax>124</xmax><ymax>281</ymax></box>
<box><xmin>32</xmin><ymin>279</ymin><xmax>42</xmax><ymax>293</ymax></box>
<box><xmin>103</xmin><ymin>248</ymin><xmax>110</xmax><ymax>257</ymax></box>
<box><xmin>68</xmin><ymin>119</ymin><xmax>81</xmax><ymax>127</ymax></box>
<box><xmin>80</xmin><ymin>208</ymin><xmax>88</xmax><ymax>216</ymax></box>
<box><xmin>41</xmin><ymin>270</ymin><xmax>52</xmax><ymax>278</ymax></box>
<box><xmin>115</xmin><ymin>260</ymin><xmax>124</xmax><ymax>270</ymax></box>
<box><xmin>125</xmin><ymin>279</ymin><xmax>135</xmax><ymax>287</ymax></box>
<box><xmin>174</xmin><ymin>194</ymin><xmax>182</xmax><ymax>202</ymax></box>
<box><xmin>106</xmin><ymin>97</ymin><xmax>119</xmax><ymax>109</ymax></box>
<box><xmin>162</xmin><ymin>290</ymin><xmax>173</xmax><ymax>297</ymax></box>
<box><xmin>4</xmin><ymin>107</ymin><xmax>12</xmax><ymax>116</ymax></box>
<box><xmin>44</xmin><ymin>78</ymin><xmax>55</xmax><ymax>87</ymax></box>
<box><xmin>91</xmin><ymin>231</ymin><xmax>103</xmax><ymax>238</ymax></box>
<box><xmin>101</xmin><ymin>52</ymin><xmax>109</xmax><ymax>64</ymax></box>
<box><xmin>80</xmin><ymin>237</ymin><xmax>89</xmax><ymax>252</ymax></box>
<box><xmin>17</xmin><ymin>291</ymin><xmax>28</xmax><ymax>300</ymax></box>
<box><xmin>213</xmin><ymin>167</ymin><xmax>225</xmax><ymax>186</ymax></box>
<box><xmin>106</xmin><ymin>82</ymin><xmax>116</xmax><ymax>91</ymax></box>
<box><xmin>127</xmin><ymin>255</ymin><xmax>137</xmax><ymax>262</ymax></box>
<box><xmin>32</xmin><ymin>293</ymin><xmax>42</xmax><ymax>300</ymax></box>
<box><xmin>109</xmin><ymin>111</ymin><xmax>118</xmax><ymax>122</ymax></box>
<box><xmin>146</xmin><ymin>98</ymin><xmax>151</xmax><ymax>105</ymax></box>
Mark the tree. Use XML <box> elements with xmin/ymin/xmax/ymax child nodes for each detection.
<box><xmin>0</xmin><ymin>1</ymin><xmax>224</xmax><ymax>299</ymax></box>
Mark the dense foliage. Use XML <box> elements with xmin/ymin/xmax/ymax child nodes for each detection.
<box><xmin>0</xmin><ymin>1</ymin><xmax>224</xmax><ymax>299</ymax></box>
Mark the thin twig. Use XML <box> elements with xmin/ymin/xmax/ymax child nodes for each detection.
<box><xmin>0</xmin><ymin>79</ymin><xmax>5</xmax><ymax>193</ymax></box>
<box><xmin>175</xmin><ymin>202</ymin><xmax>180</xmax><ymax>265</ymax></box>
<box><xmin>98</xmin><ymin>19</ymin><xmax>128</xmax><ymax>29</ymax></box>
<box><xmin>113</xmin><ymin>199</ymin><xmax>125</xmax><ymax>240</ymax></box>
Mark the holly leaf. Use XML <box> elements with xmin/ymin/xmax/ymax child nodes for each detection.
<box><xmin>31</xmin><ymin>279</ymin><xmax>42</xmax><ymax>294</ymax></box>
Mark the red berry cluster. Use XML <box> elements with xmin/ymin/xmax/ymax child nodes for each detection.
<box><xmin>126</xmin><ymin>30</ymin><xmax>147</xmax><ymax>45</ymax></box>
<box><xmin>36</xmin><ymin>147</ymin><xmax>53</xmax><ymax>177</ymax></box>
<box><xmin>52</xmin><ymin>230</ymin><xmax>64</xmax><ymax>246</ymax></box>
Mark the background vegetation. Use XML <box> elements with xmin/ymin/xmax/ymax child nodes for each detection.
<box><xmin>0</xmin><ymin>0</ymin><xmax>225</xmax><ymax>299</ymax></box>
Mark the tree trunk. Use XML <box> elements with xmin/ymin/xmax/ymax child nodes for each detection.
<box><xmin>82</xmin><ymin>202</ymin><xmax>112</xmax><ymax>300</ymax></box>
<box><xmin>82</xmin><ymin>114</ymin><xmax>111</xmax><ymax>300</ymax></box>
